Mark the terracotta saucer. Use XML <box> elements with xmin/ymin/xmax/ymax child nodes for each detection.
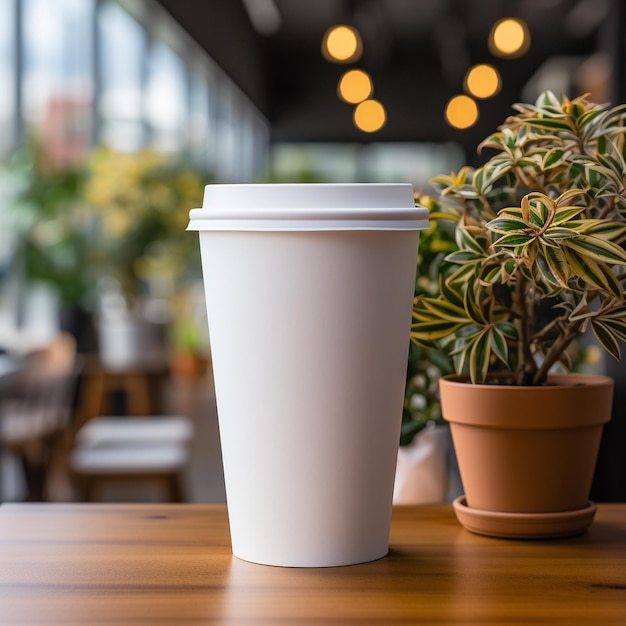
<box><xmin>452</xmin><ymin>496</ymin><xmax>597</xmax><ymax>539</ymax></box>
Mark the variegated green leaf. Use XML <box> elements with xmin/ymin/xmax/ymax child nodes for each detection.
<box><xmin>445</xmin><ymin>250</ymin><xmax>485</xmax><ymax>264</ymax></box>
<box><xmin>591</xmin><ymin>320</ymin><xmax>622</xmax><ymax>361</ymax></box>
<box><xmin>418</xmin><ymin>298</ymin><xmax>469</xmax><ymax>322</ymax></box>
<box><xmin>599</xmin><ymin>318</ymin><xmax>626</xmax><ymax>342</ymax></box>
<box><xmin>550</xmin><ymin>205</ymin><xmax>587</xmax><ymax>226</ymax></box>
<box><xmin>542</xmin><ymin>148</ymin><xmax>568</xmax><ymax>169</ymax></box>
<box><xmin>451</xmin><ymin>340</ymin><xmax>471</xmax><ymax>378</ymax></box>
<box><xmin>595</xmin><ymin>303</ymin><xmax>626</xmax><ymax>321</ymax></box>
<box><xmin>463</xmin><ymin>282</ymin><xmax>489</xmax><ymax>325</ymax></box>
<box><xmin>555</xmin><ymin>188</ymin><xmax>588</xmax><ymax>206</ymax></box>
<box><xmin>455</xmin><ymin>226</ymin><xmax>484</xmax><ymax>254</ymax></box>
<box><xmin>493</xmin><ymin>232</ymin><xmax>535</xmax><ymax>247</ymax></box>
<box><xmin>426</xmin><ymin>211</ymin><xmax>461</xmax><ymax>222</ymax></box>
<box><xmin>515</xmin><ymin>157</ymin><xmax>542</xmax><ymax>170</ymax></box>
<box><xmin>411</xmin><ymin>320</ymin><xmax>463</xmax><ymax>341</ymax></box>
<box><xmin>523</xmin><ymin>117</ymin><xmax>574</xmax><ymax>132</ymax></box>
<box><xmin>538</xmin><ymin>90</ymin><xmax>562</xmax><ymax>109</ymax></box>
<box><xmin>564</xmin><ymin>235</ymin><xmax>626</xmax><ymax>265</ymax></box>
<box><xmin>469</xmin><ymin>330</ymin><xmax>492</xmax><ymax>384</ymax></box>
<box><xmin>536</xmin><ymin>250</ymin><xmax>567</xmax><ymax>288</ymax></box>
<box><xmin>486</xmin><ymin>217</ymin><xmax>530</xmax><ymax>234</ymax></box>
<box><xmin>446</xmin><ymin>262</ymin><xmax>477</xmax><ymax>286</ymax></box>
<box><xmin>452</xmin><ymin>187</ymin><xmax>481</xmax><ymax>199</ymax></box>
<box><xmin>480</xmin><ymin>160</ymin><xmax>513</xmax><ymax>187</ymax></box>
<box><xmin>477</xmin><ymin>131</ymin><xmax>505</xmax><ymax>152</ymax></box>
<box><xmin>497</xmin><ymin>207</ymin><xmax>524</xmax><ymax>220</ymax></box>
<box><xmin>541</xmin><ymin>244</ymin><xmax>570</xmax><ymax>286</ymax></box>
<box><xmin>440</xmin><ymin>272</ymin><xmax>466</xmax><ymax>309</ymax></box>
<box><xmin>490</xmin><ymin>326</ymin><xmax>509</xmax><ymax>365</ymax></box>
<box><xmin>529</xmin><ymin>198</ymin><xmax>552</xmax><ymax>227</ymax></box>
<box><xmin>480</xmin><ymin>263</ymin><xmax>509</xmax><ymax>285</ymax></box>
<box><xmin>543</xmin><ymin>227</ymin><xmax>578</xmax><ymax>241</ymax></box>
<box><xmin>564</xmin><ymin>249</ymin><xmax>623</xmax><ymax>297</ymax></box>
<box><xmin>494</xmin><ymin>321</ymin><xmax>518</xmax><ymax>339</ymax></box>
<box><xmin>566</xmin><ymin>220</ymin><xmax>626</xmax><ymax>240</ymax></box>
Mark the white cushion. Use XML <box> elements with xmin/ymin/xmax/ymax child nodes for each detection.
<box><xmin>76</xmin><ymin>415</ymin><xmax>194</xmax><ymax>447</ymax></box>
<box><xmin>70</xmin><ymin>443</ymin><xmax>188</xmax><ymax>475</ymax></box>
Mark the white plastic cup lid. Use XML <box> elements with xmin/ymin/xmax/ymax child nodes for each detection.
<box><xmin>187</xmin><ymin>183</ymin><xmax>430</xmax><ymax>231</ymax></box>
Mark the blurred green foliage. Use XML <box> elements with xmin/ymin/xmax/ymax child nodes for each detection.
<box><xmin>400</xmin><ymin>198</ymin><xmax>456</xmax><ymax>445</ymax></box>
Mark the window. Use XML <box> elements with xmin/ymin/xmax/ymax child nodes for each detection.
<box><xmin>189</xmin><ymin>69</ymin><xmax>214</xmax><ymax>170</ymax></box>
<box><xmin>98</xmin><ymin>0</ymin><xmax>146</xmax><ymax>151</ymax></box>
<box><xmin>145</xmin><ymin>41</ymin><xmax>187</xmax><ymax>153</ymax></box>
<box><xmin>0</xmin><ymin>0</ymin><xmax>16</xmax><ymax>155</ymax></box>
<box><xmin>215</xmin><ymin>84</ymin><xmax>238</xmax><ymax>180</ymax></box>
<box><xmin>21</xmin><ymin>0</ymin><xmax>94</xmax><ymax>165</ymax></box>
<box><xmin>12</xmin><ymin>0</ymin><xmax>268</xmax><ymax>169</ymax></box>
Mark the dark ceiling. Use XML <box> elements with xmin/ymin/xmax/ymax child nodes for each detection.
<box><xmin>155</xmin><ymin>0</ymin><xmax>621</xmax><ymax>153</ymax></box>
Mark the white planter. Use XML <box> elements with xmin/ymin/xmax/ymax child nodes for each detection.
<box><xmin>393</xmin><ymin>424</ymin><xmax>451</xmax><ymax>505</ymax></box>
<box><xmin>97</xmin><ymin>316</ymin><xmax>164</xmax><ymax>370</ymax></box>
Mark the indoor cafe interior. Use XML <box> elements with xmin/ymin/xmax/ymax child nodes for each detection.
<box><xmin>0</xmin><ymin>0</ymin><xmax>625</xmax><ymax>508</ymax></box>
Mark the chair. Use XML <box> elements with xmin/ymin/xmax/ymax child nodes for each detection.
<box><xmin>0</xmin><ymin>333</ymin><xmax>79</xmax><ymax>501</ymax></box>
<box><xmin>68</xmin><ymin>414</ymin><xmax>194</xmax><ymax>502</ymax></box>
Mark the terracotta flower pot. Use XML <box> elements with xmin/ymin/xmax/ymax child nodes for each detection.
<box><xmin>439</xmin><ymin>373</ymin><xmax>614</xmax><ymax>538</ymax></box>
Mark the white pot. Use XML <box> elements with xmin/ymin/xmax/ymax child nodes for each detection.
<box><xmin>97</xmin><ymin>316</ymin><xmax>164</xmax><ymax>370</ymax></box>
<box><xmin>393</xmin><ymin>424</ymin><xmax>451</xmax><ymax>505</ymax></box>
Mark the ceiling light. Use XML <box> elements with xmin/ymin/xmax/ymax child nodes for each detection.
<box><xmin>489</xmin><ymin>18</ymin><xmax>530</xmax><ymax>58</ymax></box>
<box><xmin>465</xmin><ymin>64</ymin><xmax>501</xmax><ymax>99</ymax></box>
<box><xmin>354</xmin><ymin>99</ymin><xmax>386</xmax><ymax>133</ymax></box>
<box><xmin>445</xmin><ymin>95</ymin><xmax>478</xmax><ymax>129</ymax></box>
<box><xmin>338</xmin><ymin>69</ymin><xmax>372</xmax><ymax>104</ymax></box>
<box><xmin>322</xmin><ymin>25</ymin><xmax>363</xmax><ymax>63</ymax></box>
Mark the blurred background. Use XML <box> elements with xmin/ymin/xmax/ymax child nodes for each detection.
<box><xmin>0</xmin><ymin>0</ymin><xmax>623</xmax><ymax>504</ymax></box>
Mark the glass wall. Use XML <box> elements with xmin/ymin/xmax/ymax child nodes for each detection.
<box><xmin>21</xmin><ymin>0</ymin><xmax>94</xmax><ymax>167</ymax></box>
<box><xmin>0</xmin><ymin>0</ymin><xmax>16</xmax><ymax>155</ymax></box>
<box><xmin>188</xmin><ymin>68</ymin><xmax>214</xmax><ymax>169</ymax></box>
<box><xmin>2</xmin><ymin>0</ymin><xmax>268</xmax><ymax>179</ymax></box>
<box><xmin>0</xmin><ymin>0</ymin><xmax>269</xmax><ymax>354</ymax></box>
<box><xmin>98</xmin><ymin>0</ymin><xmax>147</xmax><ymax>152</ymax></box>
<box><xmin>145</xmin><ymin>41</ymin><xmax>188</xmax><ymax>153</ymax></box>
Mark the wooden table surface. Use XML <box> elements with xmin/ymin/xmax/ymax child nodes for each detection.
<box><xmin>1</xmin><ymin>503</ymin><xmax>625</xmax><ymax>625</ymax></box>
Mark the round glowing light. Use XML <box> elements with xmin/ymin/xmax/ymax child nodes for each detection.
<box><xmin>465</xmin><ymin>64</ymin><xmax>501</xmax><ymax>99</ymax></box>
<box><xmin>322</xmin><ymin>25</ymin><xmax>362</xmax><ymax>63</ymax></box>
<box><xmin>489</xmin><ymin>18</ymin><xmax>530</xmax><ymax>57</ymax></box>
<box><xmin>445</xmin><ymin>95</ymin><xmax>479</xmax><ymax>130</ymax></box>
<box><xmin>338</xmin><ymin>69</ymin><xmax>372</xmax><ymax>104</ymax></box>
<box><xmin>354</xmin><ymin>99</ymin><xmax>386</xmax><ymax>132</ymax></box>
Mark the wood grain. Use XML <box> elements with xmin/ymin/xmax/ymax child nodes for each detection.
<box><xmin>1</xmin><ymin>503</ymin><xmax>625</xmax><ymax>624</ymax></box>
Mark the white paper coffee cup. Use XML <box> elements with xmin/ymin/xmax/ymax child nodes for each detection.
<box><xmin>188</xmin><ymin>183</ymin><xmax>428</xmax><ymax>567</ymax></box>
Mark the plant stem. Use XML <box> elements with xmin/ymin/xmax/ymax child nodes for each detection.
<box><xmin>532</xmin><ymin>312</ymin><xmax>569</xmax><ymax>343</ymax></box>
<box><xmin>531</xmin><ymin>318</ymin><xmax>584</xmax><ymax>385</ymax></box>
<box><xmin>513</xmin><ymin>274</ymin><xmax>538</xmax><ymax>385</ymax></box>
<box><xmin>478</xmin><ymin>194</ymin><xmax>498</xmax><ymax>219</ymax></box>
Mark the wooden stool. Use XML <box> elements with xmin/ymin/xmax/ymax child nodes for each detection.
<box><xmin>69</xmin><ymin>443</ymin><xmax>189</xmax><ymax>502</ymax></box>
<box><xmin>69</xmin><ymin>415</ymin><xmax>194</xmax><ymax>503</ymax></box>
<box><xmin>75</xmin><ymin>355</ymin><xmax>170</xmax><ymax>427</ymax></box>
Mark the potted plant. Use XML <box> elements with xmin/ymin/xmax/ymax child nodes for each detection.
<box><xmin>168</xmin><ymin>288</ymin><xmax>210</xmax><ymax>384</ymax></box>
<box><xmin>83</xmin><ymin>148</ymin><xmax>206</xmax><ymax>367</ymax></box>
<box><xmin>411</xmin><ymin>91</ymin><xmax>626</xmax><ymax>538</ymax></box>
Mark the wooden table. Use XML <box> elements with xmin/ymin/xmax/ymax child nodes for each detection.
<box><xmin>1</xmin><ymin>504</ymin><xmax>625</xmax><ymax>624</ymax></box>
